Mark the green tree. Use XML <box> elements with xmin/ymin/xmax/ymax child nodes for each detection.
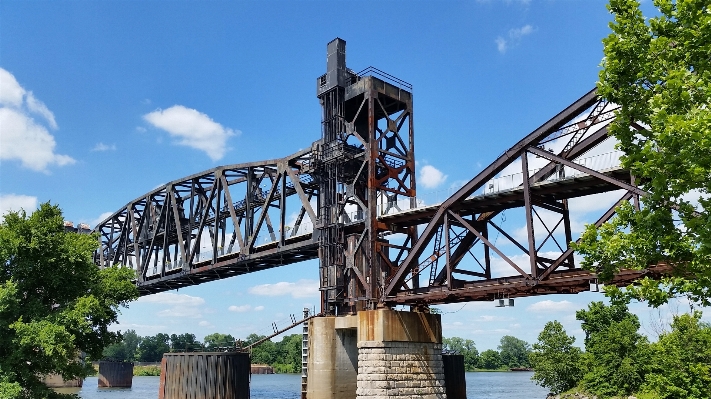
<box><xmin>274</xmin><ymin>334</ymin><xmax>302</xmax><ymax>373</ymax></box>
<box><xmin>102</xmin><ymin>329</ymin><xmax>141</xmax><ymax>361</ymax></box>
<box><xmin>575</xmin><ymin>0</ymin><xmax>711</xmax><ymax>306</ymax></box>
<box><xmin>245</xmin><ymin>334</ymin><xmax>276</xmax><ymax>365</ymax></box>
<box><xmin>529</xmin><ymin>321</ymin><xmax>583</xmax><ymax>394</ymax></box>
<box><xmin>136</xmin><ymin>333</ymin><xmax>170</xmax><ymax>362</ymax></box>
<box><xmin>498</xmin><ymin>335</ymin><xmax>531</xmax><ymax>368</ymax></box>
<box><xmin>642</xmin><ymin>312</ymin><xmax>711</xmax><ymax>399</ymax></box>
<box><xmin>170</xmin><ymin>333</ymin><xmax>203</xmax><ymax>352</ymax></box>
<box><xmin>442</xmin><ymin>337</ymin><xmax>479</xmax><ymax>371</ymax></box>
<box><xmin>479</xmin><ymin>349</ymin><xmax>503</xmax><ymax>370</ymax></box>
<box><xmin>576</xmin><ymin>301</ymin><xmax>650</xmax><ymax>398</ymax></box>
<box><xmin>0</xmin><ymin>203</ymin><xmax>138</xmax><ymax>398</ymax></box>
<box><xmin>204</xmin><ymin>333</ymin><xmax>235</xmax><ymax>351</ymax></box>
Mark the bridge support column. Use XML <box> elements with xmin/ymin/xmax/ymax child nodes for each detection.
<box><xmin>98</xmin><ymin>361</ymin><xmax>133</xmax><ymax>387</ymax></box>
<box><xmin>306</xmin><ymin>316</ymin><xmax>359</xmax><ymax>399</ymax></box>
<box><xmin>356</xmin><ymin>309</ymin><xmax>446</xmax><ymax>399</ymax></box>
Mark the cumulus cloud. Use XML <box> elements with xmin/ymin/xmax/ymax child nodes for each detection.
<box><xmin>157</xmin><ymin>307</ymin><xmax>202</xmax><ymax>318</ymax></box>
<box><xmin>419</xmin><ymin>164</ymin><xmax>448</xmax><ymax>189</ymax></box>
<box><xmin>0</xmin><ymin>68</ymin><xmax>74</xmax><ymax>173</ymax></box>
<box><xmin>137</xmin><ymin>292</ymin><xmax>206</xmax><ymax>306</ymax></box>
<box><xmin>198</xmin><ymin>320</ymin><xmax>214</xmax><ymax>328</ymax></box>
<box><xmin>143</xmin><ymin>105</ymin><xmax>238</xmax><ymax>161</ymax></box>
<box><xmin>527</xmin><ymin>299</ymin><xmax>577</xmax><ymax>313</ymax></box>
<box><xmin>254</xmin><ymin>306</ymin><xmax>265</xmax><ymax>311</ymax></box>
<box><xmin>495</xmin><ymin>24</ymin><xmax>534</xmax><ymax>54</ymax></box>
<box><xmin>228</xmin><ymin>305</ymin><xmax>252</xmax><ymax>313</ymax></box>
<box><xmin>249</xmin><ymin>279</ymin><xmax>319</xmax><ymax>298</ymax></box>
<box><xmin>92</xmin><ymin>142</ymin><xmax>116</xmax><ymax>152</ymax></box>
<box><xmin>0</xmin><ymin>194</ymin><xmax>38</xmax><ymax>220</ymax></box>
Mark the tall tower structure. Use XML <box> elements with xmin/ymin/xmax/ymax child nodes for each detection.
<box><xmin>315</xmin><ymin>38</ymin><xmax>417</xmax><ymax>315</ymax></box>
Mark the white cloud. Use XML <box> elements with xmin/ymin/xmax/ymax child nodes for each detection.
<box><xmin>26</xmin><ymin>92</ymin><xmax>57</xmax><ymax>129</ymax></box>
<box><xmin>0</xmin><ymin>68</ymin><xmax>25</xmax><ymax>107</ymax></box>
<box><xmin>527</xmin><ymin>299</ymin><xmax>577</xmax><ymax>313</ymax></box>
<box><xmin>0</xmin><ymin>68</ymin><xmax>74</xmax><ymax>173</ymax></box>
<box><xmin>143</xmin><ymin>105</ymin><xmax>238</xmax><ymax>161</ymax></box>
<box><xmin>0</xmin><ymin>108</ymin><xmax>75</xmax><ymax>172</ymax></box>
<box><xmin>0</xmin><ymin>194</ymin><xmax>38</xmax><ymax>220</ymax></box>
<box><xmin>249</xmin><ymin>279</ymin><xmax>319</xmax><ymax>298</ymax></box>
<box><xmin>495</xmin><ymin>37</ymin><xmax>508</xmax><ymax>53</ymax></box>
<box><xmin>495</xmin><ymin>24</ymin><xmax>535</xmax><ymax>54</ymax></box>
<box><xmin>228</xmin><ymin>305</ymin><xmax>252</xmax><ymax>313</ymax></box>
<box><xmin>254</xmin><ymin>306</ymin><xmax>264</xmax><ymax>311</ymax></box>
<box><xmin>419</xmin><ymin>164</ymin><xmax>448</xmax><ymax>189</ymax></box>
<box><xmin>92</xmin><ymin>142</ymin><xmax>116</xmax><ymax>152</ymax></box>
<box><xmin>137</xmin><ymin>292</ymin><xmax>206</xmax><ymax>306</ymax></box>
<box><xmin>198</xmin><ymin>320</ymin><xmax>214</xmax><ymax>328</ymax></box>
<box><xmin>157</xmin><ymin>307</ymin><xmax>202</xmax><ymax>318</ymax></box>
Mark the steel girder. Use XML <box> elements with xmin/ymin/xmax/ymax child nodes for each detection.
<box><xmin>380</xmin><ymin>88</ymin><xmax>664</xmax><ymax>305</ymax></box>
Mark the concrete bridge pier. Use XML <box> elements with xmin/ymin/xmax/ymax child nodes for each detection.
<box><xmin>306</xmin><ymin>309</ymin><xmax>448</xmax><ymax>399</ymax></box>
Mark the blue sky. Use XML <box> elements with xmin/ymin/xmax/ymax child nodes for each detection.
<box><xmin>2</xmin><ymin>0</ymin><xmax>700</xmax><ymax>351</ymax></box>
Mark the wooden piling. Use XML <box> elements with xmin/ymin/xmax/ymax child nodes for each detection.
<box><xmin>160</xmin><ymin>352</ymin><xmax>250</xmax><ymax>399</ymax></box>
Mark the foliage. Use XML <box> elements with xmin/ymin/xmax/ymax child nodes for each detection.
<box><xmin>576</xmin><ymin>301</ymin><xmax>650</xmax><ymax>398</ymax></box>
<box><xmin>479</xmin><ymin>349</ymin><xmax>503</xmax><ymax>370</ymax></box>
<box><xmin>0</xmin><ymin>203</ymin><xmax>138</xmax><ymax>399</ymax></box>
<box><xmin>641</xmin><ymin>312</ymin><xmax>711</xmax><ymax>399</ymax></box>
<box><xmin>575</xmin><ymin>0</ymin><xmax>711</xmax><ymax>306</ymax></box>
<box><xmin>242</xmin><ymin>334</ymin><xmax>302</xmax><ymax>373</ymax></box>
<box><xmin>204</xmin><ymin>333</ymin><xmax>235</xmax><ymax>351</ymax></box>
<box><xmin>442</xmin><ymin>337</ymin><xmax>479</xmax><ymax>371</ymax></box>
<box><xmin>497</xmin><ymin>335</ymin><xmax>531</xmax><ymax>368</ymax></box>
<box><xmin>133</xmin><ymin>365</ymin><xmax>162</xmax><ymax>376</ymax></box>
<box><xmin>102</xmin><ymin>329</ymin><xmax>140</xmax><ymax>361</ymax></box>
<box><xmin>529</xmin><ymin>321</ymin><xmax>583</xmax><ymax>394</ymax></box>
<box><xmin>136</xmin><ymin>333</ymin><xmax>170</xmax><ymax>362</ymax></box>
<box><xmin>169</xmin><ymin>333</ymin><xmax>203</xmax><ymax>352</ymax></box>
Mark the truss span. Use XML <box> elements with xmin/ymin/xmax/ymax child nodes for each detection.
<box><xmin>94</xmin><ymin>149</ymin><xmax>324</xmax><ymax>295</ymax></box>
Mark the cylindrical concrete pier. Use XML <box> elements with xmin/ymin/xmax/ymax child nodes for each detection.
<box><xmin>43</xmin><ymin>374</ymin><xmax>83</xmax><ymax>388</ymax></box>
<box><xmin>98</xmin><ymin>361</ymin><xmax>133</xmax><ymax>387</ymax></box>
<box><xmin>442</xmin><ymin>354</ymin><xmax>467</xmax><ymax>399</ymax></box>
<box><xmin>159</xmin><ymin>352</ymin><xmax>250</xmax><ymax>399</ymax></box>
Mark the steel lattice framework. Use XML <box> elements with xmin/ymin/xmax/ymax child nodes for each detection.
<box><xmin>95</xmin><ymin>39</ymin><xmax>668</xmax><ymax>314</ymax></box>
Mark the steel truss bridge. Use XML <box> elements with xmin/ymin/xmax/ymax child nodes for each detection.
<box><xmin>95</xmin><ymin>39</ymin><xmax>667</xmax><ymax>314</ymax></box>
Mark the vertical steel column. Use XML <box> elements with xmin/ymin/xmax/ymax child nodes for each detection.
<box><xmin>366</xmin><ymin>87</ymin><xmax>379</xmax><ymax>309</ymax></box>
<box><xmin>521</xmin><ymin>152</ymin><xmax>537</xmax><ymax>278</ymax></box>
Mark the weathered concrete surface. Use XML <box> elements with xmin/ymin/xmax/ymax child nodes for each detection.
<box><xmin>43</xmin><ymin>374</ymin><xmax>83</xmax><ymax>388</ymax></box>
<box><xmin>357</xmin><ymin>308</ymin><xmax>442</xmax><ymax>343</ymax></box>
<box><xmin>306</xmin><ymin>316</ymin><xmax>358</xmax><ymax>399</ymax></box>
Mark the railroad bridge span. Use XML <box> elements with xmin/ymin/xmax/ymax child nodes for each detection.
<box><xmin>94</xmin><ymin>39</ymin><xmax>666</xmax><ymax>399</ymax></box>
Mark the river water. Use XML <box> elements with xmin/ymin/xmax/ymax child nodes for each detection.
<box><xmin>63</xmin><ymin>372</ymin><xmax>549</xmax><ymax>398</ymax></box>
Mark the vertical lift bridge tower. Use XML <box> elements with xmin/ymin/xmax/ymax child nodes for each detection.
<box><xmin>315</xmin><ymin>38</ymin><xmax>418</xmax><ymax>315</ymax></box>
